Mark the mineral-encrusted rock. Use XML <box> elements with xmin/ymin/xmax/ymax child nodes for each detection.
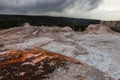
<box><xmin>101</xmin><ymin>21</ymin><xmax>120</xmax><ymax>32</ymax></box>
<box><xmin>83</xmin><ymin>24</ymin><xmax>118</xmax><ymax>34</ymax></box>
<box><xmin>0</xmin><ymin>49</ymin><xmax>112</xmax><ymax>80</ymax></box>
<box><xmin>0</xmin><ymin>25</ymin><xmax>119</xmax><ymax>80</ymax></box>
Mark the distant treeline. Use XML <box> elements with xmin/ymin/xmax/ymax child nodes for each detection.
<box><xmin>0</xmin><ymin>14</ymin><xmax>100</xmax><ymax>31</ymax></box>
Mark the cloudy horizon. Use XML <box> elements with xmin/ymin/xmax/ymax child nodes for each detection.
<box><xmin>0</xmin><ymin>0</ymin><xmax>120</xmax><ymax>21</ymax></box>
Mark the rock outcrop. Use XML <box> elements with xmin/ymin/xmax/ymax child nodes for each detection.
<box><xmin>0</xmin><ymin>48</ymin><xmax>111</xmax><ymax>80</ymax></box>
<box><xmin>83</xmin><ymin>24</ymin><xmax>117</xmax><ymax>34</ymax></box>
<box><xmin>0</xmin><ymin>24</ymin><xmax>120</xmax><ymax>80</ymax></box>
<box><xmin>101</xmin><ymin>21</ymin><xmax>120</xmax><ymax>32</ymax></box>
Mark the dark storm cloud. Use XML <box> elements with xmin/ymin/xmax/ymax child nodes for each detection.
<box><xmin>0</xmin><ymin>0</ymin><xmax>103</xmax><ymax>14</ymax></box>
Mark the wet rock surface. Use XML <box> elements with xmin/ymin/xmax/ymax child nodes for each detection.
<box><xmin>0</xmin><ymin>49</ymin><xmax>111</xmax><ymax>80</ymax></box>
<box><xmin>0</xmin><ymin>24</ymin><xmax>120</xmax><ymax>80</ymax></box>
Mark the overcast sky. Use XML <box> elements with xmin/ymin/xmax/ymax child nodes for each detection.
<box><xmin>0</xmin><ymin>0</ymin><xmax>120</xmax><ymax>21</ymax></box>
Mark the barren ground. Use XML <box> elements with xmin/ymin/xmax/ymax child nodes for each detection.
<box><xmin>0</xmin><ymin>24</ymin><xmax>120</xmax><ymax>80</ymax></box>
